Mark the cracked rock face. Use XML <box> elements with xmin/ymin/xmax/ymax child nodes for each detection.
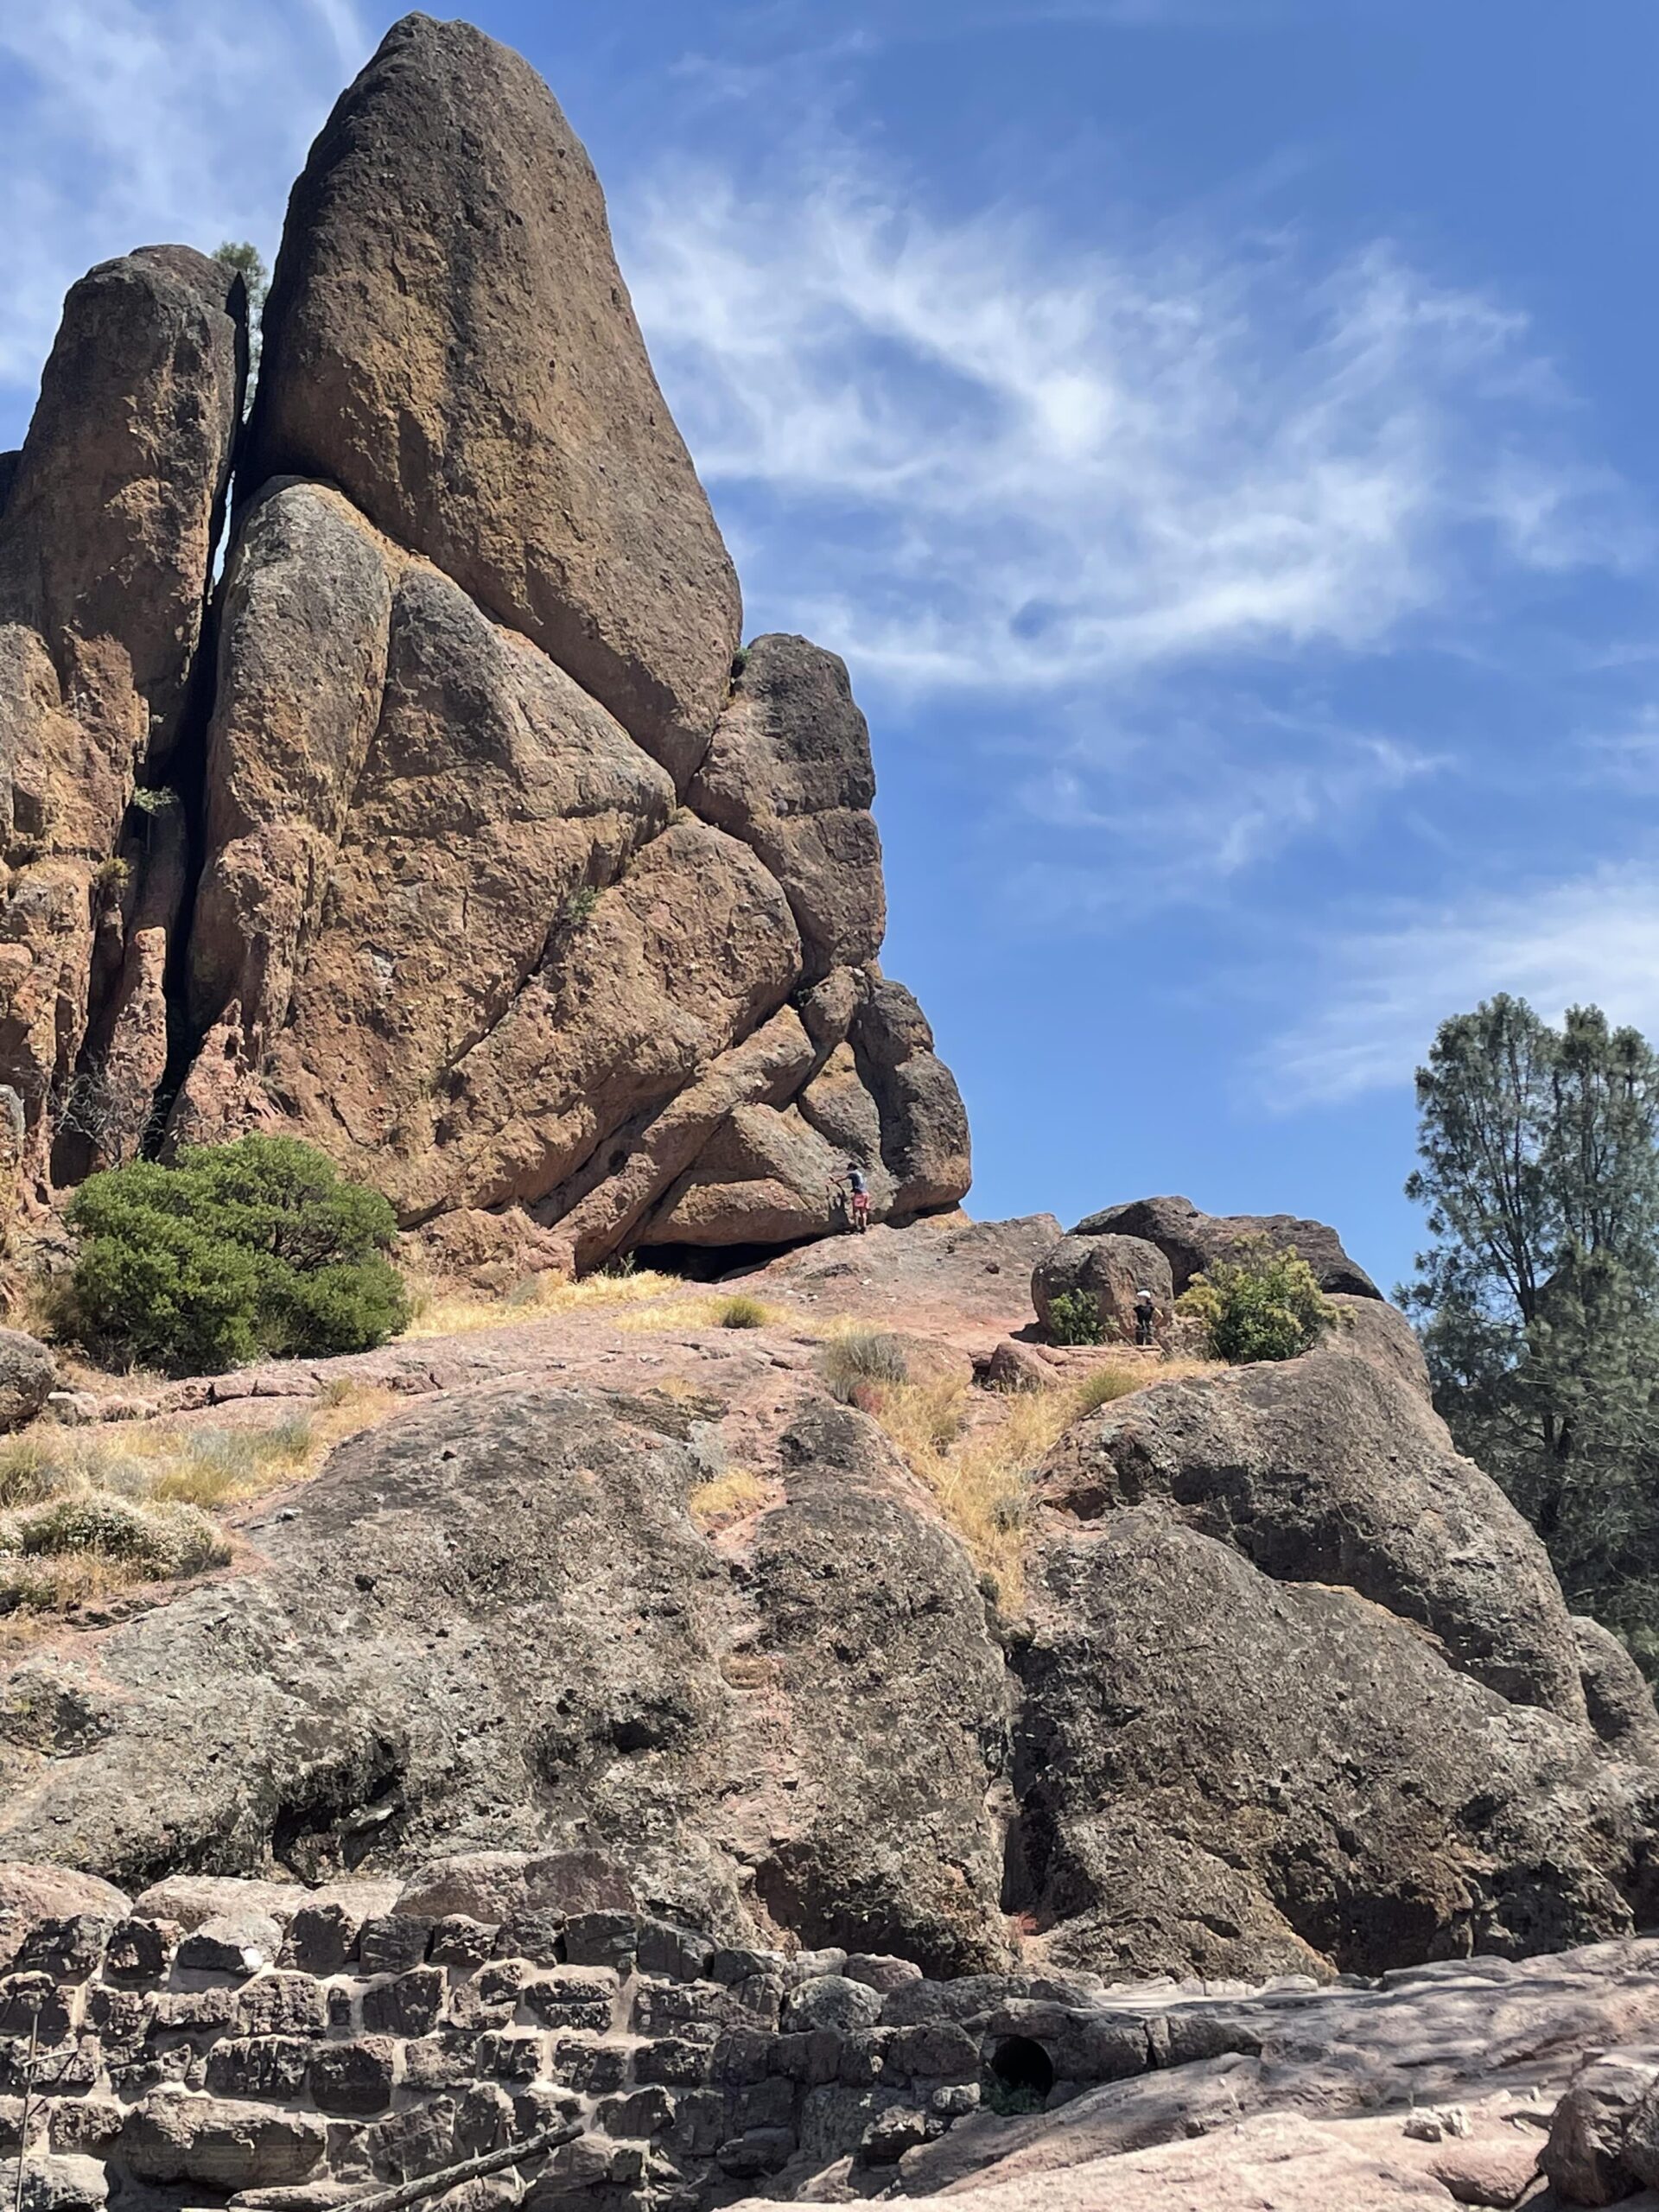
<box><xmin>0</xmin><ymin>1387</ymin><xmax>1010</xmax><ymax>1974</ymax></box>
<box><xmin>0</xmin><ymin>246</ymin><xmax>244</xmax><ymax>1192</ymax></box>
<box><xmin>1011</xmin><ymin>1301</ymin><xmax>1659</xmax><ymax>1979</ymax></box>
<box><xmin>245</xmin><ymin>13</ymin><xmax>741</xmax><ymax>787</ymax></box>
<box><xmin>0</xmin><ymin>16</ymin><xmax>969</xmax><ymax>1259</ymax></box>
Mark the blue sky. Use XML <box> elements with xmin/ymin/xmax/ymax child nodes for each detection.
<box><xmin>3</xmin><ymin>0</ymin><xmax>1656</xmax><ymax>1294</ymax></box>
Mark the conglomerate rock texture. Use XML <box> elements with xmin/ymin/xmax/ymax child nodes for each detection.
<box><xmin>0</xmin><ymin>15</ymin><xmax>969</xmax><ymax>1263</ymax></box>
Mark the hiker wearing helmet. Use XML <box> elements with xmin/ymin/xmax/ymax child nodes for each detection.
<box><xmin>1134</xmin><ymin>1286</ymin><xmax>1157</xmax><ymax>1346</ymax></box>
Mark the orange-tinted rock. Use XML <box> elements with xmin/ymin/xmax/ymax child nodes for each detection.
<box><xmin>247</xmin><ymin>15</ymin><xmax>740</xmax><ymax>784</ymax></box>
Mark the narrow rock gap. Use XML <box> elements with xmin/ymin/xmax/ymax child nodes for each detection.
<box><xmin>140</xmin><ymin>575</ymin><xmax>224</xmax><ymax>1158</ymax></box>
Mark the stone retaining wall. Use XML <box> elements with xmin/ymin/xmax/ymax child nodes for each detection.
<box><xmin>0</xmin><ymin>1866</ymin><xmax>1235</xmax><ymax>2212</ymax></box>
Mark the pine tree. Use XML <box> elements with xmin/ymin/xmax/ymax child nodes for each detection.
<box><xmin>1403</xmin><ymin>996</ymin><xmax>1659</xmax><ymax>1667</ymax></box>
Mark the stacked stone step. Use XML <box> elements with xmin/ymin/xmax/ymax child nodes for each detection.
<box><xmin>0</xmin><ymin>1867</ymin><xmax>1214</xmax><ymax>2212</ymax></box>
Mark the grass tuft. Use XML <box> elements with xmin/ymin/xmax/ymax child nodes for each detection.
<box><xmin>400</xmin><ymin>1268</ymin><xmax>684</xmax><ymax>1338</ymax></box>
<box><xmin>849</xmin><ymin>1358</ymin><xmax>1223</xmax><ymax>1612</ymax></box>
<box><xmin>689</xmin><ymin>1468</ymin><xmax>768</xmax><ymax>1529</ymax></box>
<box><xmin>820</xmin><ymin>1331</ymin><xmax>910</xmax><ymax>1401</ymax></box>
<box><xmin>715</xmin><ymin>1294</ymin><xmax>768</xmax><ymax>1331</ymax></box>
<box><xmin>0</xmin><ymin>1382</ymin><xmax>401</xmax><ymax>1629</ymax></box>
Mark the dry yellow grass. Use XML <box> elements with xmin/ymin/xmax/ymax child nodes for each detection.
<box><xmin>398</xmin><ymin>1267</ymin><xmax>685</xmax><ymax>1338</ymax></box>
<box><xmin>0</xmin><ymin>1381</ymin><xmax>404</xmax><ymax>1629</ymax></box>
<box><xmin>689</xmin><ymin>1467</ymin><xmax>768</xmax><ymax>1530</ymax></box>
<box><xmin>614</xmin><ymin>1291</ymin><xmax>802</xmax><ymax>1336</ymax></box>
<box><xmin>856</xmin><ymin>1357</ymin><xmax>1220</xmax><ymax>1612</ymax></box>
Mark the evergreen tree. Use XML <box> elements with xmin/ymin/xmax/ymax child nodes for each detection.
<box><xmin>1403</xmin><ymin>996</ymin><xmax>1659</xmax><ymax>1667</ymax></box>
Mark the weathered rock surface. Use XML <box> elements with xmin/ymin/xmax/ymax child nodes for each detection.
<box><xmin>246</xmin><ymin>14</ymin><xmax>740</xmax><ymax>785</ymax></box>
<box><xmin>1073</xmin><ymin>1192</ymin><xmax>1381</xmax><ymax>1298</ymax></box>
<box><xmin>1030</xmin><ymin>1233</ymin><xmax>1172</xmax><ymax>1340</ymax></box>
<box><xmin>0</xmin><ymin>245</ymin><xmax>244</xmax><ymax>1190</ymax></box>
<box><xmin>1012</xmin><ymin>1325</ymin><xmax>1659</xmax><ymax>1980</ymax></box>
<box><xmin>0</xmin><ymin>22</ymin><xmax>969</xmax><ymax>1266</ymax></box>
<box><xmin>0</xmin><ymin>1384</ymin><xmax>1008</xmax><ymax>1974</ymax></box>
<box><xmin>1</xmin><ymin>1860</ymin><xmax>1654</xmax><ymax>2212</ymax></box>
<box><xmin>0</xmin><ymin>1328</ymin><xmax>59</xmax><ymax>1431</ymax></box>
<box><xmin>688</xmin><ymin>635</ymin><xmax>884</xmax><ymax>981</ymax></box>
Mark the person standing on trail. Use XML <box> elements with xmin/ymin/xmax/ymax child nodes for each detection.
<box><xmin>1134</xmin><ymin>1287</ymin><xmax>1157</xmax><ymax>1346</ymax></box>
<box><xmin>847</xmin><ymin>1162</ymin><xmax>871</xmax><ymax>1234</ymax></box>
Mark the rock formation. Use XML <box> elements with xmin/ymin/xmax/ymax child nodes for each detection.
<box><xmin>1073</xmin><ymin>1194</ymin><xmax>1381</xmax><ymax>1299</ymax></box>
<box><xmin>3</xmin><ymin>1243</ymin><xmax>1654</xmax><ymax>1995</ymax></box>
<box><xmin>0</xmin><ymin>16</ymin><xmax>969</xmax><ymax>1266</ymax></box>
<box><xmin>0</xmin><ymin>247</ymin><xmax>245</xmax><ymax>1194</ymax></box>
<box><xmin>3</xmin><ymin>1859</ymin><xmax>1651</xmax><ymax>2212</ymax></box>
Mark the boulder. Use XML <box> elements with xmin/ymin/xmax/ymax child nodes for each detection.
<box><xmin>245</xmin><ymin>15</ymin><xmax>740</xmax><ymax>784</ymax></box>
<box><xmin>1540</xmin><ymin>2050</ymin><xmax>1659</xmax><ymax>2203</ymax></box>
<box><xmin>178</xmin><ymin>482</ymin><xmax>677</xmax><ymax>1195</ymax></box>
<box><xmin>1071</xmin><ymin>1195</ymin><xmax>1380</xmax><ymax>1299</ymax></box>
<box><xmin>0</xmin><ymin>1331</ymin><xmax>59</xmax><ymax>1433</ymax></box>
<box><xmin>688</xmin><ymin>635</ymin><xmax>885</xmax><ymax>980</ymax></box>
<box><xmin>0</xmin><ymin>1866</ymin><xmax>129</xmax><ymax>1926</ymax></box>
<box><xmin>0</xmin><ymin>245</ymin><xmax>244</xmax><ymax>1190</ymax></box>
<box><xmin>1031</xmin><ymin>1235</ymin><xmax>1172</xmax><ymax>1341</ymax></box>
<box><xmin>851</xmin><ymin>978</ymin><xmax>971</xmax><ymax>1217</ymax></box>
<box><xmin>392</xmin><ymin>1852</ymin><xmax>636</xmax><ymax>1926</ymax></box>
<box><xmin>1013</xmin><ymin>1329</ymin><xmax>1659</xmax><ymax>1979</ymax></box>
<box><xmin>0</xmin><ymin>1387</ymin><xmax>1009</xmax><ymax>1974</ymax></box>
<box><xmin>980</xmin><ymin>1340</ymin><xmax>1055</xmax><ymax>1395</ymax></box>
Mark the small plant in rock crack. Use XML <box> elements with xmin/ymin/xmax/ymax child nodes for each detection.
<box><xmin>555</xmin><ymin>883</ymin><xmax>601</xmax><ymax>933</ymax></box>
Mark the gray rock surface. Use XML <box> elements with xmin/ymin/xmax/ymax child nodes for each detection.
<box><xmin>246</xmin><ymin>14</ymin><xmax>740</xmax><ymax>785</ymax></box>
<box><xmin>0</xmin><ymin>1329</ymin><xmax>59</xmax><ymax>1431</ymax></box>
<box><xmin>1014</xmin><ymin>1332</ymin><xmax>1659</xmax><ymax>1980</ymax></box>
<box><xmin>0</xmin><ymin>1386</ymin><xmax>1008</xmax><ymax>1974</ymax></box>
<box><xmin>1072</xmin><ymin>1193</ymin><xmax>1380</xmax><ymax>1299</ymax></box>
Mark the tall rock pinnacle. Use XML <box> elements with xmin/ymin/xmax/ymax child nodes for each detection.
<box><xmin>245</xmin><ymin>13</ymin><xmax>742</xmax><ymax>786</ymax></box>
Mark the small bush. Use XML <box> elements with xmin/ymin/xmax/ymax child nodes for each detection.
<box><xmin>1046</xmin><ymin>1289</ymin><xmax>1106</xmax><ymax>1346</ymax></box>
<box><xmin>1073</xmin><ymin>1367</ymin><xmax>1142</xmax><ymax>1414</ymax></box>
<box><xmin>60</xmin><ymin>1135</ymin><xmax>410</xmax><ymax>1376</ymax></box>
<box><xmin>730</xmin><ymin>646</ymin><xmax>750</xmax><ymax>682</ymax></box>
<box><xmin>821</xmin><ymin>1331</ymin><xmax>911</xmax><ymax>1402</ymax></box>
<box><xmin>715</xmin><ymin>1294</ymin><xmax>768</xmax><ymax>1331</ymax></box>
<box><xmin>1177</xmin><ymin>1237</ymin><xmax>1338</xmax><ymax>1365</ymax></box>
<box><xmin>556</xmin><ymin>883</ymin><xmax>601</xmax><ymax>932</ymax></box>
<box><xmin>16</xmin><ymin>1492</ymin><xmax>227</xmax><ymax>1580</ymax></box>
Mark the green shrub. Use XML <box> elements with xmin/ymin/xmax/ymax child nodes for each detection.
<box><xmin>1177</xmin><ymin>1237</ymin><xmax>1338</xmax><ymax>1365</ymax></box>
<box><xmin>715</xmin><ymin>1294</ymin><xmax>768</xmax><ymax>1330</ymax></box>
<box><xmin>821</xmin><ymin>1331</ymin><xmax>911</xmax><ymax>1402</ymax></box>
<box><xmin>61</xmin><ymin>1135</ymin><xmax>410</xmax><ymax>1376</ymax></box>
<box><xmin>1046</xmin><ymin>1288</ymin><xmax>1105</xmax><ymax>1346</ymax></box>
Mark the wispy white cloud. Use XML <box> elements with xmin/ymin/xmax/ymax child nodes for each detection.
<box><xmin>1262</xmin><ymin>863</ymin><xmax>1659</xmax><ymax>1106</ymax></box>
<box><xmin>1012</xmin><ymin>710</ymin><xmax>1440</xmax><ymax>905</ymax></box>
<box><xmin>0</xmin><ymin>0</ymin><xmax>372</xmax><ymax>409</ymax></box>
<box><xmin>625</xmin><ymin>151</ymin><xmax>1637</xmax><ymax>701</ymax></box>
